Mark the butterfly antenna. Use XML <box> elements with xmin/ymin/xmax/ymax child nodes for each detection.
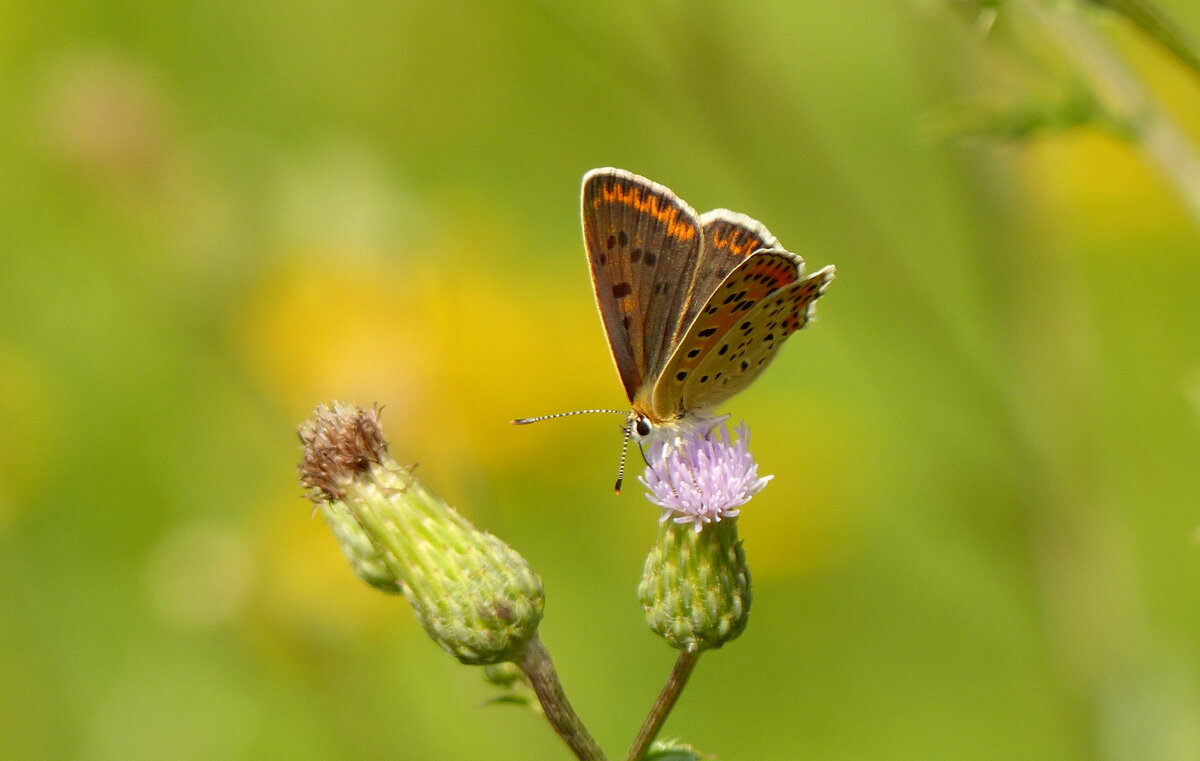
<box><xmin>614</xmin><ymin>421</ymin><xmax>633</xmax><ymax>494</ymax></box>
<box><xmin>511</xmin><ymin>409</ymin><xmax>626</xmax><ymax>425</ymax></box>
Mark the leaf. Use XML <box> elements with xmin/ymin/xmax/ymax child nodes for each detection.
<box><xmin>481</xmin><ymin>694</ymin><xmax>536</xmax><ymax>709</ymax></box>
<box><xmin>479</xmin><ymin>663</ymin><xmax>541</xmax><ymax>714</ymax></box>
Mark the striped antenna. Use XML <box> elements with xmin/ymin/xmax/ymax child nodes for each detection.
<box><xmin>613</xmin><ymin>421</ymin><xmax>634</xmax><ymax>494</ymax></box>
<box><xmin>511</xmin><ymin>408</ymin><xmax>632</xmax><ymax>495</ymax></box>
<box><xmin>511</xmin><ymin>409</ymin><xmax>627</xmax><ymax>425</ymax></box>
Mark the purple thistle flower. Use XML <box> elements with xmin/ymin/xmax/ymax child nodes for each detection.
<box><xmin>639</xmin><ymin>421</ymin><xmax>772</xmax><ymax>532</ymax></box>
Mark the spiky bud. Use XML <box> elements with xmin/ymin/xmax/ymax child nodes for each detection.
<box><xmin>640</xmin><ymin>519</ymin><xmax>751</xmax><ymax>653</ymax></box>
<box><xmin>299</xmin><ymin>402</ymin><xmax>544</xmax><ymax>664</ymax></box>
<box><xmin>319</xmin><ymin>497</ymin><xmax>404</xmax><ymax>594</ymax></box>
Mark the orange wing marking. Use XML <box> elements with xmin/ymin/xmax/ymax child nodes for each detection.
<box><xmin>709</xmin><ymin>228</ymin><xmax>760</xmax><ymax>257</ymax></box>
<box><xmin>595</xmin><ymin>181</ymin><xmax>697</xmax><ymax>241</ymax></box>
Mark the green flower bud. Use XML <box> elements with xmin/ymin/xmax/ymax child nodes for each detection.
<box><xmin>639</xmin><ymin>519</ymin><xmax>751</xmax><ymax>653</ymax></box>
<box><xmin>317</xmin><ymin>498</ymin><xmax>403</xmax><ymax>594</ymax></box>
<box><xmin>299</xmin><ymin>402</ymin><xmax>544</xmax><ymax>665</ymax></box>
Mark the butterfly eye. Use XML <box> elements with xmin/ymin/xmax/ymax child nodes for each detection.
<box><xmin>634</xmin><ymin>417</ymin><xmax>653</xmax><ymax>438</ymax></box>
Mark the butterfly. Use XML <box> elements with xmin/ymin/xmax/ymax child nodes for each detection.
<box><xmin>516</xmin><ymin>168</ymin><xmax>835</xmax><ymax>490</ymax></box>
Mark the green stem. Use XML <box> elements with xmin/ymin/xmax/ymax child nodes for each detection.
<box><xmin>625</xmin><ymin>651</ymin><xmax>702</xmax><ymax>761</ymax></box>
<box><xmin>514</xmin><ymin>636</ymin><xmax>607</xmax><ymax>761</ymax></box>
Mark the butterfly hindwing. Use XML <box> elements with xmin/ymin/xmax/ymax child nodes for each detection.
<box><xmin>650</xmin><ymin>250</ymin><xmax>834</xmax><ymax>418</ymax></box>
<box><xmin>681</xmin><ymin>262</ymin><xmax>835</xmax><ymax>413</ymax></box>
<box><xmin>582</xmin><ymin>169</ymin><xmax>702</xmax><ymax>402</ymax></box>
<box><xmin>678</xmin><ymin>209</ymin><xmax>780</xmax><ymax>333</ymax></box>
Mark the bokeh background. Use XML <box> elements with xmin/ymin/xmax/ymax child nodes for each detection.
<box><xmin>3</xmin><ymin>1</ymin><xmax>1200</xmax><ymax>759</ymax></box>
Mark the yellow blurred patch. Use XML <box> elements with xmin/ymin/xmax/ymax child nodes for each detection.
<box><xmin>233</xmin><ymin>241</ymin><xmax>618</xmax><ymax>492</ymax></box>
<box><xmin>1021</xmin><ymin>128</ymin><xmax>1188</xmax><ymax>242</ymax></box>
<box><xmin>234</xmin><ymin>250</ymin><xmax>437</xmax><ymax>418</ymax></box>
<box><xmin>249</xmin><ymin>495</ymin><xmax>405</xmax><ymax>639</ymax></box>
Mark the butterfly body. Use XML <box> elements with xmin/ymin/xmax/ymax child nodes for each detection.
<box><xmin>582</xmin><ymin>168</ymin><xmax>835</xmax><ymax>444</ymax></box>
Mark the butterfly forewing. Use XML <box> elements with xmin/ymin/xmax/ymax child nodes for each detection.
<box><xmin>582</xmin><ymin>169</ymin><xmax>702</xmax><ymax>402</ymax></box>
<box><xmin>650</xmin><ymin>250</ymin><xmax>834</xmax><ymax>418</ymax></box>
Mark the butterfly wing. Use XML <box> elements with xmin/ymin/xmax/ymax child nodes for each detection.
<box><xmin>581</xmin><ymin>168</ymin><xmax>702</xmax><ymax>403</ymax></box>
<box><xmin>678</xmin><ymin>209</ymin><xmax>780</xmax><ymax>332</ymax></box>
<box><xmin>649</xmin><ymin>249</ymin><xmax>835</xmax><ymax>418</ymax></box>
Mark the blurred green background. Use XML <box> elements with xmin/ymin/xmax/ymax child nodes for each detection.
<box><xmin>3</xmin><ymin>1</ymin><xmax>1200</xmax><ymax>759</ymax></box>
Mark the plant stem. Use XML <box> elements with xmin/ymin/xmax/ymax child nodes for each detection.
<box><xmin>625</xmin><ymin>651</ymin><xmax>702</xmax><ymax>761</ymax></box>
<box><xmin>514</xmin><ymin>636</ymin><xmax>607</xmax><ymax>761</ymax></box>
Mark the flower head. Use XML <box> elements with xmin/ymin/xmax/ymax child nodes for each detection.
<box><xmin>298</xmin><ymin>402</ymin><xmax>544</xmax><ymax>665</ymax></box>
<box><xmin>639</xmin><ymin>422</ymin><xmax>772</xmax><ymax>532</ymax></box>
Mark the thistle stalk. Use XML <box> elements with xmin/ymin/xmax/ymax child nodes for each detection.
<box><xmin>629</xmin><ymin>422</ymin><xmax>767</xmax><ymax>756</ymax></box>
<box><xmin>626</xmin><ymin>651</ymin><xmax>701</xmax><ymax>761</ymax></box>
<box><xmin>515</xmin><ymin>637</ymin><xmax>608</xmax><ymax>761</ymax></box>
